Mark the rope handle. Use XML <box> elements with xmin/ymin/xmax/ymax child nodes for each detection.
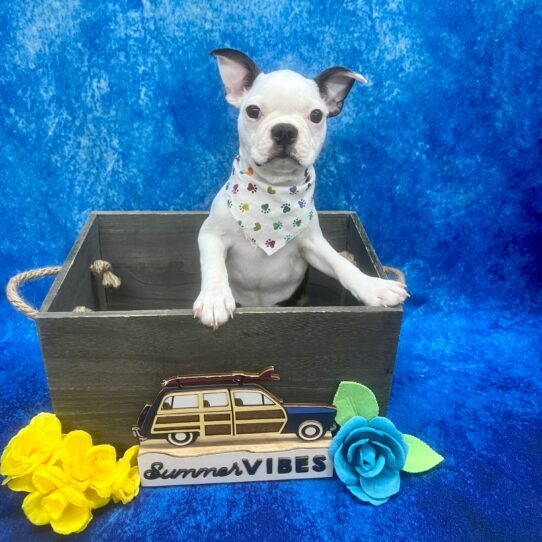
<box><xmin>6</xmin><ymin>266</ymin><xmax>62</xmax><ymax>319</ymax></box>
<box><xmin>6</xmin><ymin>260</ymin><xmax>121</xmax><ymax>319</ymax></box>
<box><xmin>89</xmin><ymin>260</ymin><xmax>121</xmax><ymax>288</ymax></box>
<box><xmin>383</xmin><ymin>265</ymin><xmax>406</xmax><ymax>286</ymax></box>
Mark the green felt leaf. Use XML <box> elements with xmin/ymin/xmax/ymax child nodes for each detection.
<box><xmin>402</xmin><ymin>434</ymin><xmax>444</xmax><ymax>473</ymax></box>
<box><xmin>333</xmin><ymin>381</ymin><xmax>379</xmax><ymax>425</ymax></box>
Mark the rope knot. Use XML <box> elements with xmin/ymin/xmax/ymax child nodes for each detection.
<box><xmin>89</xmin><ymin>260</ymin><xmax>121</xmax><ymax>289</ymax></box>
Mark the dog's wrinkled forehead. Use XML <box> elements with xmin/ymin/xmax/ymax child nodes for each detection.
<box><xmin>246</xmin><ymin>70</ymin><xmax>322</xmax><ymax>111</ymax></box>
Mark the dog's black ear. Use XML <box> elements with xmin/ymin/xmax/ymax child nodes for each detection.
<box><xmin>314</xmin><ymin>67</ymin><xmax>368</xmax><ymax>117</ymax></box>
<box><xmin>210</xmin><ymin>48</ymin><xmax>261</xmax><ymax>107</ymax></box>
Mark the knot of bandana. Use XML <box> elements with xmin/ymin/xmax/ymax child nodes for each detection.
<box><xmin>224</xmin><ymin>156</ymin><xmax>316</xmax><ymax>255</ymax></box>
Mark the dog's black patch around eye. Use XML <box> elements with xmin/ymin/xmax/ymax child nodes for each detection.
<box><xmin>310</xmin><ymin>109</ymin><xmax>324</xmax><ymax>123</ymax></box>
<box><xmin>246</xmin><ymin>105</ymin><xmax>261</xmax><ymax>119</ymax></box>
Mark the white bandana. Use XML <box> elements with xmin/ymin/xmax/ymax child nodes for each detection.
<box><xmin>224</xmin><ymin>155</ymin><xmax>316</xmax><ymax>255</ymax></box>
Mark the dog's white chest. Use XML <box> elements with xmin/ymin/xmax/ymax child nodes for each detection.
<box><xmin>226</xmin><ymin>228</ymin><xmax>308</xmax><ymax>307</ymax></box>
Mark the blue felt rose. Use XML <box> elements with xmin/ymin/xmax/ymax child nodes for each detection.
<box><xmin>329</xmin><ymin>416</ymin><xmax>409</xmax><ymax>506</ymax></box>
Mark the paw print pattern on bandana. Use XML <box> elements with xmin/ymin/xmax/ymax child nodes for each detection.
<box><xmin>224</xmin><ymin>157</ymin><xmax>316</xmax><ymax>255</ymax></box>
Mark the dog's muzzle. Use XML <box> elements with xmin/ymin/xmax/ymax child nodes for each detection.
<box><xmin>268</xmin><ymin>123</ymin><xmax>299</xmax><ymax>161</ymax></box>
<box><xmin>271</xmin><ymin>123</ymin><xmax>298</xmax><ymax>146</ymax></box>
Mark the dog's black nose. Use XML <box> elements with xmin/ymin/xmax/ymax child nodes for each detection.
<box><xmin>271</xmin><ymin>123</ymin><xmax>298</xmax><ymax>146</ymax></box>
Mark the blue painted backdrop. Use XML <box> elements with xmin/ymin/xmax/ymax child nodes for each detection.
<box><xmin>0</xmin><ymin>1</ymin><xmax>540</xmax><ymax>541</ymax></box>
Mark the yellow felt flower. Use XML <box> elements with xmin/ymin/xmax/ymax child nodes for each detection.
<box><xmin>1</xmin><ymin>413</ymin><xmax>62</xmax><ymax>491</ymax></box>
<box><xmin>110</xmin><ymin>445</ymin><xmax>140</xmax><ymax>504</ymax></box>
<box><xmin>59</xmin><ymin>430</ymin><xmax>117</xmax><ymax>499</ymax></box>
<box><xmin>22</xmin><ymin>465</ymin><xmax>94</xmax><ymax>535</ymax></box>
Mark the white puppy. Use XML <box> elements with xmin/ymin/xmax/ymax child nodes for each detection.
<box><xmin>194</xmin><ymin>48</ymin><xmax>407</xmax><ymax>328</ymax></box>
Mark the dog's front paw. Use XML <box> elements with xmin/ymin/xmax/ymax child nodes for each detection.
<box><xmin>349</xmin><ymin>276</ymin><xmax>408</xmax><ymax>307</ymax></box>
<box><xmin>193</xmin><ymin>288</ymin><xmax>236</xmax><ymax>329</ymax></box>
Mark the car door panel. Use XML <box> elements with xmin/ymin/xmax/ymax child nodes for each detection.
<box><xmin>152</xmin><ymin>392</ymin><xmax>201</xmax><ymax>435</ymax></box>
<box><xmin>202</xmin><ymin>391</ymin><xmax>233</xmax><ymax>437</ymax></box>
<box><xmin>231</xmin><ymin>389</ymin><xmax>287</xmax><ymax>435</ymax></box>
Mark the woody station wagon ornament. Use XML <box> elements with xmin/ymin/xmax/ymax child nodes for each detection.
<box><xmin>134</xmin><ymin>367</ymin><xmax>337</xmax><ymax>486</ymax></box>
<box><xmin>133</xmin><ymin>366</ymin><xmax>336</xmax><ymax>446</ymax></box>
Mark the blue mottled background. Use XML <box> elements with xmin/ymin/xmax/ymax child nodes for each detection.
<box><xmin>0</xmin><ymin>1</ymin><xmax>541</xmax><ymax>541</ymax></box>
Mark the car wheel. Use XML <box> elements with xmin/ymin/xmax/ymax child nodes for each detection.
<box><xmin>167</xmin><ymin>432</ymin><xmax>198</xmax><ymax>446</ymax></box>
<box><xmin>297</xmin><ymin>420</ymin><xmax>324</xmax><ymax>441</ymax></box>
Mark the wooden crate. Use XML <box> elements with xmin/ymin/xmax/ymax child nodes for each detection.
<box><xmin>36</xmin><ymin>212</ymin><xmax>402</xmax><ymax>450</ymax></box>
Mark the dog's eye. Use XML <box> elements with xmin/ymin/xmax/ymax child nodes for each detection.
<box><xmin>310</xmin><ymin>109</ymin><xmax>324</xmax><ymax>123</ymax></box>
<box><xmin>246</xmin><ymin>105</ymin><xmax>261</xmax><ymax>119</ymax></box>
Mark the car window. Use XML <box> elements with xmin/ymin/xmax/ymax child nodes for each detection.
<box><xmin>203</xmin><ymin>392</ymin><xmax>229</xmax><ymax>408</ymax></box>
<box><xmin>233</xmin><ymin>391</ymin><xmax>275</xmax><ymax>407</ymax></box>
<box><xmin>161</xmin><ymin>394</ymin><xmax>198</xmax><ymax>410</ymax></box>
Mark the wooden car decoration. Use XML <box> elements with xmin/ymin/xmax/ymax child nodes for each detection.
<box><xmin>132</xmin><ymin>366</ymin><xmax>337</xmax><ymax>446</ymax></box>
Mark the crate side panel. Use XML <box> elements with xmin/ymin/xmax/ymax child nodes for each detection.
<box><xmin>98</xmin><ymin>213</ymin><xmax>206</xmax><ymax>310</ymax></box>
<box><xmin>47</xmin><ymin>219</ymin><xmax>106</xmax><ymax>312</ymax></box>
<box><xmin>37</xmin><ymin>309</ymin><xmax>401</xmax><ymax>450</ymax></box>
<box><xmin>317</xmin><ymin>213</ymin><xmax>350</xmax><ymax>246</ymax></box>
<box><xmin>346</xmin><ymin>214</ymin><xmax>386</xmax><ymax>278</ymax></box>
<box><xmin>305</xmin><ymin>213</ymin><xmax>350</xmax><ymax>305</ymax></box>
